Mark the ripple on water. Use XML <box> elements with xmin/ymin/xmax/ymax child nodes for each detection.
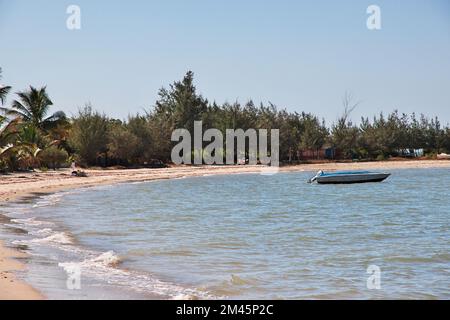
<box><xmin>1</xmin><ymin>168</ymin><xmax>449</xmax><ymax>299</ymax></box>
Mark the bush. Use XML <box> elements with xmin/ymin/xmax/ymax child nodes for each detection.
<box><xmin>107</xmin><ymin>125</ymin><xmax>139</xmax><ymax>164</ymax></box>
<box><xmin>425</xmin><ymin>152</ymin><xmax>437</xmax><ymax>159</ymax></box>
<box><xmin>68</xmin><ymin>105</ymin><xmax>109</xmax><ymax>166</ymax></box>
<box><xmin>39</xmin><ymin>146</ymin><xmax>69</xmax><ymax>170</ymax></box>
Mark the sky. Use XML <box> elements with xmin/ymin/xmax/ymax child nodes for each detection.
<box><xmin>0</xmin><ymin>0</ymin><xmax>449</xmax><ymax>125</ymax></box>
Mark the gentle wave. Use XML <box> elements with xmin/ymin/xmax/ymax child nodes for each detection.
<box><xmin>3</xmin><ymin>193</ymin><xmax>219</xmax><ymax>300</ymax></box>
<box><xmin>30</xmin><ymin>228</ymin><xmax>54</xmax><ymax>236</ymax></box>
<box><xmin>31</xmin><ymin>232</ymin><xmax>74</xmax><ymax>245</ymax></box>
<box><xmin>11</xmin><ymin>217</ymin><xmax>54</xmax><ymax>227</ymax></box>
<box><xmin>58</xmin><ymin>251</ymin><xmax>218</xmax><ymax>300</ymax></box>
<box><xmin>32</xmin><ymin>193</ymin><xmax>64</xmax><ymax>208</ymax></box>
<box><xmin>59</xmin><ymin>251</ymin><xmax>122</xmax><ymax>270</ymax></box>
<box><xmin>4</xmin><ymin>169</ymin><xmax>449</xmax><ymax>299</ymax></box>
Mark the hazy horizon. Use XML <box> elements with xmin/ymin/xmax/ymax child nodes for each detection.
<box><xmin>1</xmin><ymin>0</ymin><xmax>450</xmax><ymax>125</ymax></box>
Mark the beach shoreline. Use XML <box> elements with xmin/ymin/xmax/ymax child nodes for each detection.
<box><xmin>1</xmin><ymin>159</ymin><xmax>450</xmax><ymax>300</ymax></box>
<box><xmin>0</xmin><ymin>240</ymin><xmax>43</xmax><ymax>299</ymax></box>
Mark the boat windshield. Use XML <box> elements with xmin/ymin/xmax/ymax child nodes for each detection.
<box><xmin>319</xmin><ymin>171</ymin><xmax>373</xmax><ymax>176</ymax></box>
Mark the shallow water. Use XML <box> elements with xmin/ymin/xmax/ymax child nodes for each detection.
<box><xmin>1</xmin><ymin>168</ymin><xmax>449</xmax><ymax>299</ymax></box>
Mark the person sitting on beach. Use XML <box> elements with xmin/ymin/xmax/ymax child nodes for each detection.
<box><xmin>70</xmin><ymin>162</ymin><xmax>87</xmax><ymax>177</ymax></box>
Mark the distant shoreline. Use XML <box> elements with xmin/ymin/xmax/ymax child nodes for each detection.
<box><xmin>2</xmin><ymin>159</ymin><xmax>450</xmax><ymax>203</ymax></box>
<box><xmin>1</xmin><ymin>159</ymin><xmax>450</xmax><ymax>300</ymax></box>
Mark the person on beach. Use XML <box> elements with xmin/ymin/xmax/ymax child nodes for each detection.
<box><xmin>71</xmin><ymin>161</ymin><xmax>78</xmax><ymax>176</ymax></box>
<box><xmin>71</xmin><ymin>161</ymin><xmax>76</xmax><ymax>172</ymax></box>
<box><xmin>71</xmin><ymin>162</ymin><xmax>88</xmax><ymax>177</ymax></box>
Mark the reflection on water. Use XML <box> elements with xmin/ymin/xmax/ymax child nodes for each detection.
<box><xmin>1</xmin><ymin>168</ymin><xmax>449</xmax><ymax>299</ymax></box>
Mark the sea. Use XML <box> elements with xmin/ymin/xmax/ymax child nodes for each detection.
<box><xmin>0</xmin><ymin>168</ymin><xmax>449</xmax><ymax>299</ymax></box>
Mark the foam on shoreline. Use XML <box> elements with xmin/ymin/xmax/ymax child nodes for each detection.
<box><xmin>1</xmin><ymin>162</ymin><xmax>450</xmax><ymax>299</ymax></box>
<box><xmin>1</xmin><ymin>192</ymin><xmax>219</xmax><ymax>300</ymax></box>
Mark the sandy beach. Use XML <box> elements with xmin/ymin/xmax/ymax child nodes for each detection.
<box><xmin>0</xmin><ymin>240</ymin><xmax>43</xmax><ymax>299</ymax></box>
<box><xmin>1</xmin><ymin>159</ymin><xmax>449</xmax><ymax>299</ymax></box>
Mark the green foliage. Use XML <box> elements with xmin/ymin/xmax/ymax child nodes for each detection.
<box><xmin>299</xmin><ymin>114</ymin><xmax>328</xmax><ymax>159</ymax></box>
<box><xmin>0</xmin><ymin>68</ymin><xmax>11</xmax><ymax>106</ymax></box>
<box><xmin>125</xmin><ymin>116</ymin><xmax>151</xmax><ymax>159</ymax></box>
<box><xmin>0</xmin><ymin>78</ymin><xmax>69</xmax><ymax>171</ymax></box>
<box><xmin>0</xmin><ymin>117</ymin><xmax>19</xmax><ymax>171</ymax></box>
<box><xmin>331</xmin><ymin>93</ymin><xmax>360</xmax><ymax>159</ymax></box>
<box><xmin>68</xmin><ymin>105</ymin><xmax>109</xmax><ymax>166</ymax></box>
<box><xmin>39</xmin><ymin>146</ymin><xmax>69</xmax><ymax>170</ymax></box>
<box><xmin>443</xmin><ymin>129</ymin><xmax>450</xmax><ymax>153</ymax></box>
<box><xmin>154</xmin><ymin>71</ymin><xmax>208</xmax><ymax>132</ymax></box>
<box><xmin>0</xmin><ymin>86</ymin><xmax>66</xmax><ymax>131</ymax></box>
<box><xmin>107</xmin><ymin>123</ymin><xmax>139</xmax><ymax>165</ymax></box>
<box><xmin>1</xmin><ymin>69</ymin><xmax>450</xmax><ymax>169</ymax></box>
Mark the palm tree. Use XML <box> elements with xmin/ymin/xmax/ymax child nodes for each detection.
<box><xmin>0</xmin><ymin>68</ymin><xmax>11</xmax><ymax>105</ymax></box>
<box><xmin>0</xmin><ymin>116</ymin><xmax>20</xmax><ymax>170</ymax></box>
<box><xmin>13</xmin><ymin>125</ymin><xmax>44</xmax><ymax>169</ymax></box>
<box><xmin>0</xmin><ymin>121</ymin><xmax>49</xmax><ymax>171</ymax></box>
<box><xmin>0</xmin><ymin>86</ymin><xmax>66</xmax><ymax>130</ymax></box>
<box><xmin>0</xmin><ymin>116</ymin><xmax>19</xmax><ymax>145</ymax></box>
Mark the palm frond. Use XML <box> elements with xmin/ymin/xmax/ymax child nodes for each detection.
<box><xmin>33</xmin><ymin>147</ymin><xmax>42</xmax><ymax>158</ymax></box>
<box><xmin>16</xmin><ymin>90</ymin><xmax>33</xmax><ymax>109</ymax></box>
<box><xmin>0</xmin><ymin>144</ymin><xmax>14</xmax><ymax>157</ymax></box>
<box><xmin>0</xmin><ymin>117</ymin><xmax>20</xmax><ymax>145</ymax></box>
<box><xmin>2</xmin><ymin>86</ymin><xmax>55</xmax><ymax>129</ymax></box>
<box><xmin>11</xmin><ymin>99</ymin><xmax>33</xmax><ymax>115</ymax></box>
<box><xmin>0</xmin><ymin>86</ymin><xmax>11</xmax><ymax>105</ymax></box>
<box><xmin>42</xmin><ymin>111</ymin><xmax>67</xmax><ymax>130</ymax></box>
<box><xmin>0</xmin><ymin>105</ymin><xmax>30</xmax><ymax>120</ymax></box>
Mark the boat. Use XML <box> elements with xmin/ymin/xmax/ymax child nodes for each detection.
<box><xmin>308</xmin><ymin>170</ymin><xmax>390</xmax><ymax>184</ymax></box>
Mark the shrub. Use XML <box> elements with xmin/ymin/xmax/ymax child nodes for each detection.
<box><xmin>39</xmin><ymin>146</ymin><xmax>69</xmax><ymax>170</ymax></box>
<box><xmin>68</xmin><ymin>105</ymin><xmax>109</xmax><ymax>166</ymax></box>
<box><xmin>107</xmin><ymin>125</ymin><xmax>139</xmax><ymax>164</ymax></box>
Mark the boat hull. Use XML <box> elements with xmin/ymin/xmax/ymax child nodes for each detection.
<box><xmin>316</xmin><ymin>173</ymin><xmax>390</xmax><ymax>184</ymax></box>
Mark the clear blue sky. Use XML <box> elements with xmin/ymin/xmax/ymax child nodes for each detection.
<box><xmin>1</xmin><ymin>0</ymin><xmax>449</xmax><ymax>125</ymax></box>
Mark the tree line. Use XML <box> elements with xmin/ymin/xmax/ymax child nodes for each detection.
<box><xmin>1</xmin><ymin>69</ymin><xmax>450</xmax><ymax>171</ymax></box>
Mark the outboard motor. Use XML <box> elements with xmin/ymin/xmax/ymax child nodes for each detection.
<box><xmin>307</xmin><ymin>170</ymin><xmax>324</xmax><ymax>183</ymax></box>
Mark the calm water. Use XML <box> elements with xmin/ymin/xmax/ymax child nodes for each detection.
<box><xmin>1</xmin><ymin>168</ymin><xmax>449</xmax><ymax>299</ymax></box>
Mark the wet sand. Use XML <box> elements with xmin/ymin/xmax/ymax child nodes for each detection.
<box><xmin>1</xmin><ymin>160</ymin><xmax>449</xmax><ymax>299</ymax></box>
<box><xmin>0</xmin><ymin>240</ymin><xmax>43</xmax><ymax>299</ymax></box>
